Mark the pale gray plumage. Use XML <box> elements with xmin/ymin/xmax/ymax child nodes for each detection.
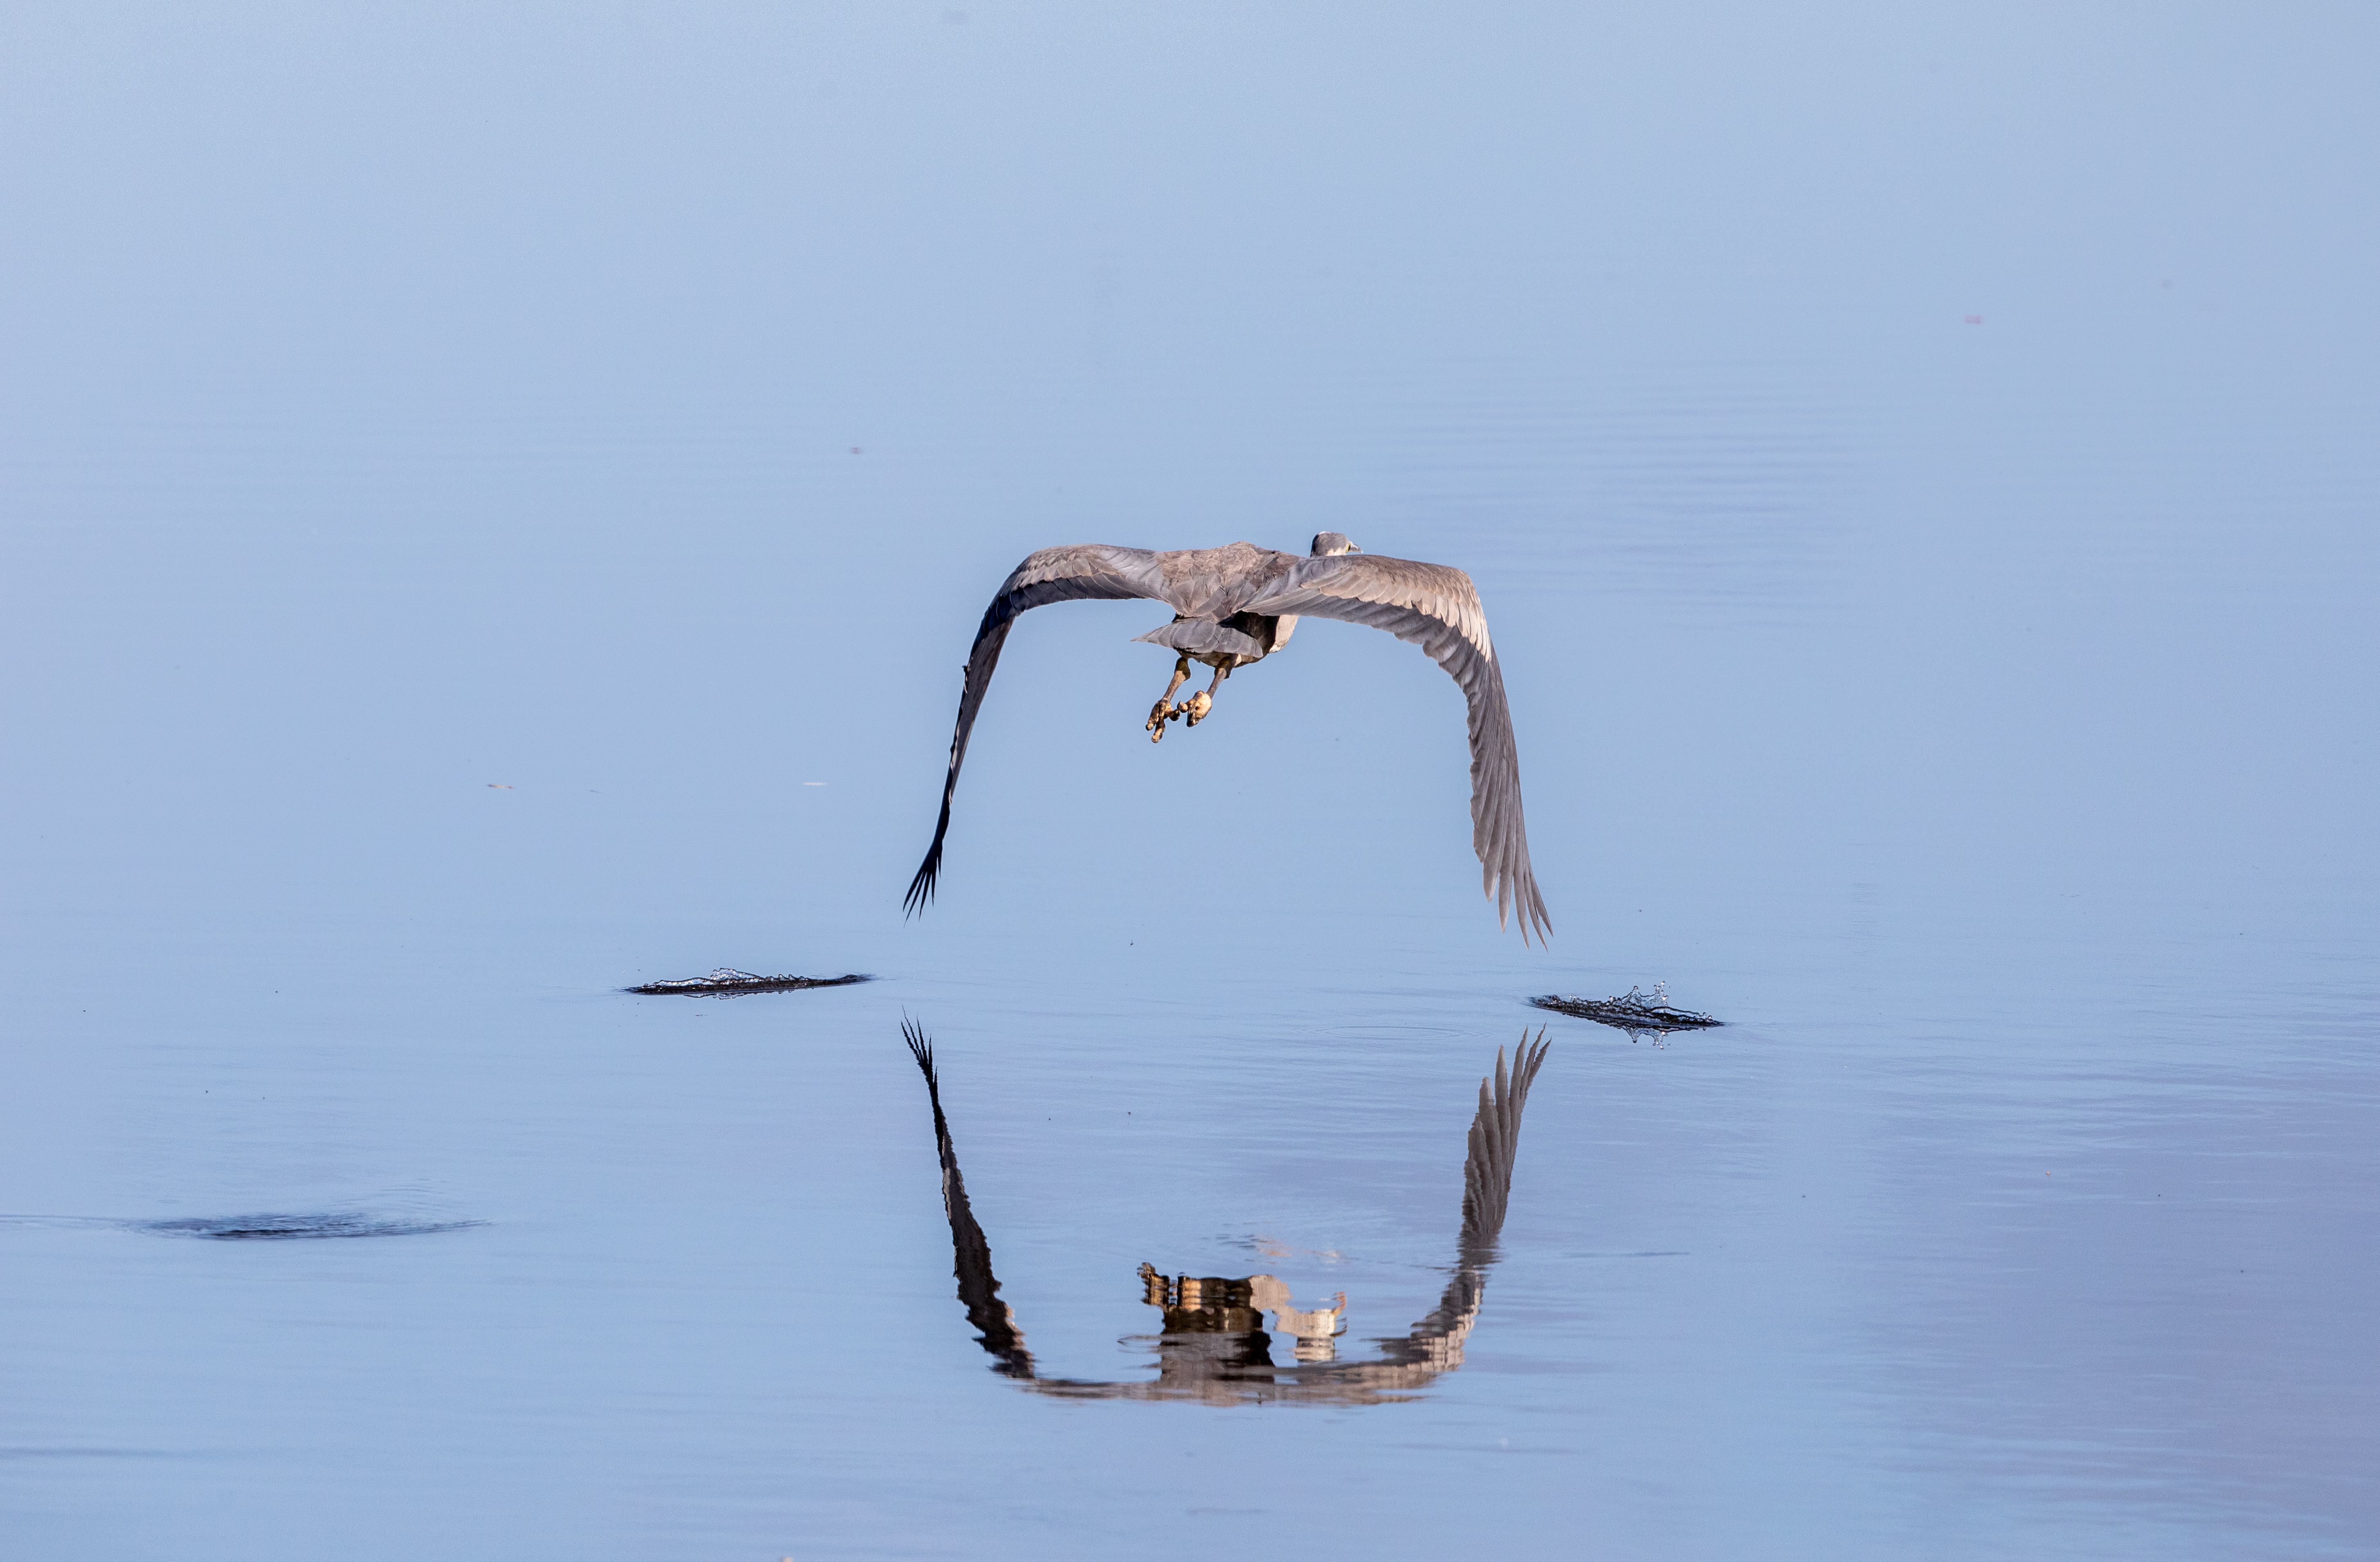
<box><xmin>905</xmin><ymin>534</ymin><xmax>1551</xmax><ymax>943</ymax></box>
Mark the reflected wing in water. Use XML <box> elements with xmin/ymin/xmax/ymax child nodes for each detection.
<box><xmin>902</xmin><ymin>1020</ymin><xmax>1034</xmax><ymax>1378</ymax></box>
<box><xmin>1374</xmin><ymin>1027</ymin><xmax>1552</xmax><ymax>1374</ymax></box>
<box><xmin>1462</xmin><ymin>1028</ymin><xmax>1550</xmax><ymax>1259</ymax></box>
<box><xmin>902</xmin><ymin>1022</ymin><xmax>1551</xmax><ymax>1404</ymax></box>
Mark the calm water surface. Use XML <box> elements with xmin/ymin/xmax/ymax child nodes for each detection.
<box><xmin>3</xmin><ymin>6</ymin><xmax>2375</xmax><ymax>1558</ymax></box>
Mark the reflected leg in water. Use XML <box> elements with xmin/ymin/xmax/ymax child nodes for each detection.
<box><xmin>900</xmin><ymin>1023</ymin><xmax>1551</xmax><ymax>1404</ymax></box>
<box><xmin>1247</xmin><ymin>1275</ymin><xmax>1347</xmax><ymax>1361</ymax></box>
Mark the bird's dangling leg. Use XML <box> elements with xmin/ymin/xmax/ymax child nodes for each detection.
<box><xmin>1183</xmin><ymin>662</ymin><xmax>1229</xmax><ymax>727</ymax></box>
<box><xmin>1146</xmin><ymin>656</ymin><xmax>1191</xmax><ymax>743</ymax></box>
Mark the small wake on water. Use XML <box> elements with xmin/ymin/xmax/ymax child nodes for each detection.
<box><xmin>135</xmin><ymin>1213</ymin><xmax>487</xmax><ymax>1241</ymax></box>
<box><xmin>1530</xmin><ymin>983</ymin><xmax>1724</xmax><ymax>1045</ymax></box>
<box><xmin>625</xmin><ymin>968</ymin><xmax>872</xmax><ymax>998</ymax></box>
<box><xmin>0</xmin><ymin>1213</ymin><xmax>486</xmax><ymax>1241</ymax></box>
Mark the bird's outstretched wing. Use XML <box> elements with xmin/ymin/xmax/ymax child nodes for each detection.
<box><xmin>1243</xmin><ymin>554</ymin><xmax>1551</xmax><ymax>944</ymax></box>
<box><xmin>905</xmin><ymin>545</ymin><xmax>1172</xmax><ymax>913</ymax></box>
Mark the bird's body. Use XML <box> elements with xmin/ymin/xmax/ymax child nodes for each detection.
<box><xmin>905</xmin><ymin>532</ymin><xmax>1550</xmax><ymax>943</ymax></box>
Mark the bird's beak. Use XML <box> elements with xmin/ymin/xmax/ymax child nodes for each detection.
<box><xmin>1349</xmin><ymin>543</ymin><xmax>1363</xmax><ymax>552</ymax></box>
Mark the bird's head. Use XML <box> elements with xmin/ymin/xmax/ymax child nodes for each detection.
<box><xmin>1310</xmin><ymin>532</ymin><xmax>1361</xmax><ymax>557</ymax></box>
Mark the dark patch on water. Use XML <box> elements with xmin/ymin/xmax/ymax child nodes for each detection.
<box><xmin>135</xmin><ymin>1213</ymin><xmax>486</xmax><ymax>1241</ymax></box>
<box><xmin>1531</xmin><ymin>985</ymin><xmax>1723</xmax><ymax>1044</ymax></box>
<box><xmin>626</xmin><ymin>968</ymin><xmax>872</xmax><ymax>998</ymax></box>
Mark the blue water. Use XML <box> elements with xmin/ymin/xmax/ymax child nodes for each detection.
<box><xmin>4</xmin><ymin>6</ymin><xmax>2375</xmax><ymax>1557</ymax></box>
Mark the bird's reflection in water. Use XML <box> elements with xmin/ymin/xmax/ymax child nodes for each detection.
<box><xmin>903</xmin><ymin>1021</ymin><xmax>1550</xmax><ymax>1405</ymax></box>
<box><xmin>1140</xmin><ymin>1268</ymin><xmax>1348</xmax><ymax>1362</ymax></box>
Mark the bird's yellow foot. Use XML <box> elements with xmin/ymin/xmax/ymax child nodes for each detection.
<box><xmin>1183</xmin><ymin>691</ymin><xmax>1213</xmax><ymax>726</ymax></box>
<box><xmin>1147</xmin><ymin>654</ymin><xmax>1192</xmax><ymax>741</ymax></box>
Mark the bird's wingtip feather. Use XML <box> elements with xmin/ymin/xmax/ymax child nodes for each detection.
<box><xmin>901</xmin><ymin>1016</ymin><xmax>937</xmax><ymax>1082</ymax></box>
<box><xmin>902</xmin><ymin>851</ymin><xmax>941</xmax><ymax>917</ymax></box>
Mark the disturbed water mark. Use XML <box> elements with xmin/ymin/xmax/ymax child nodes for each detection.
<box><xmin>1530</xmin><ymin>984</ymin><xmax>1723</xmax><ymax>1044</ymax></box>
<box><xmin>135</xmin><ymin>1214</ymin><xmax>487</xmax><ymax>1241</ymax></box>
<box><xmin>625</xmin><ymin>968</ymin><xmax>872</xmax><ymax>998</ymax></box>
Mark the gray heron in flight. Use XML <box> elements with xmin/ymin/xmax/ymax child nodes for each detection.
<box><xmin>905</xmin><ymin>531</ymin><xmax>1550</xmax><ymax>943</ymax></box>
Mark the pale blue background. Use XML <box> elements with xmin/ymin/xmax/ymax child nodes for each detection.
<box><xmin>3</xmin><ymin>5</ymin><xmax>2375</xmax><ymax>1558</ymax></box>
